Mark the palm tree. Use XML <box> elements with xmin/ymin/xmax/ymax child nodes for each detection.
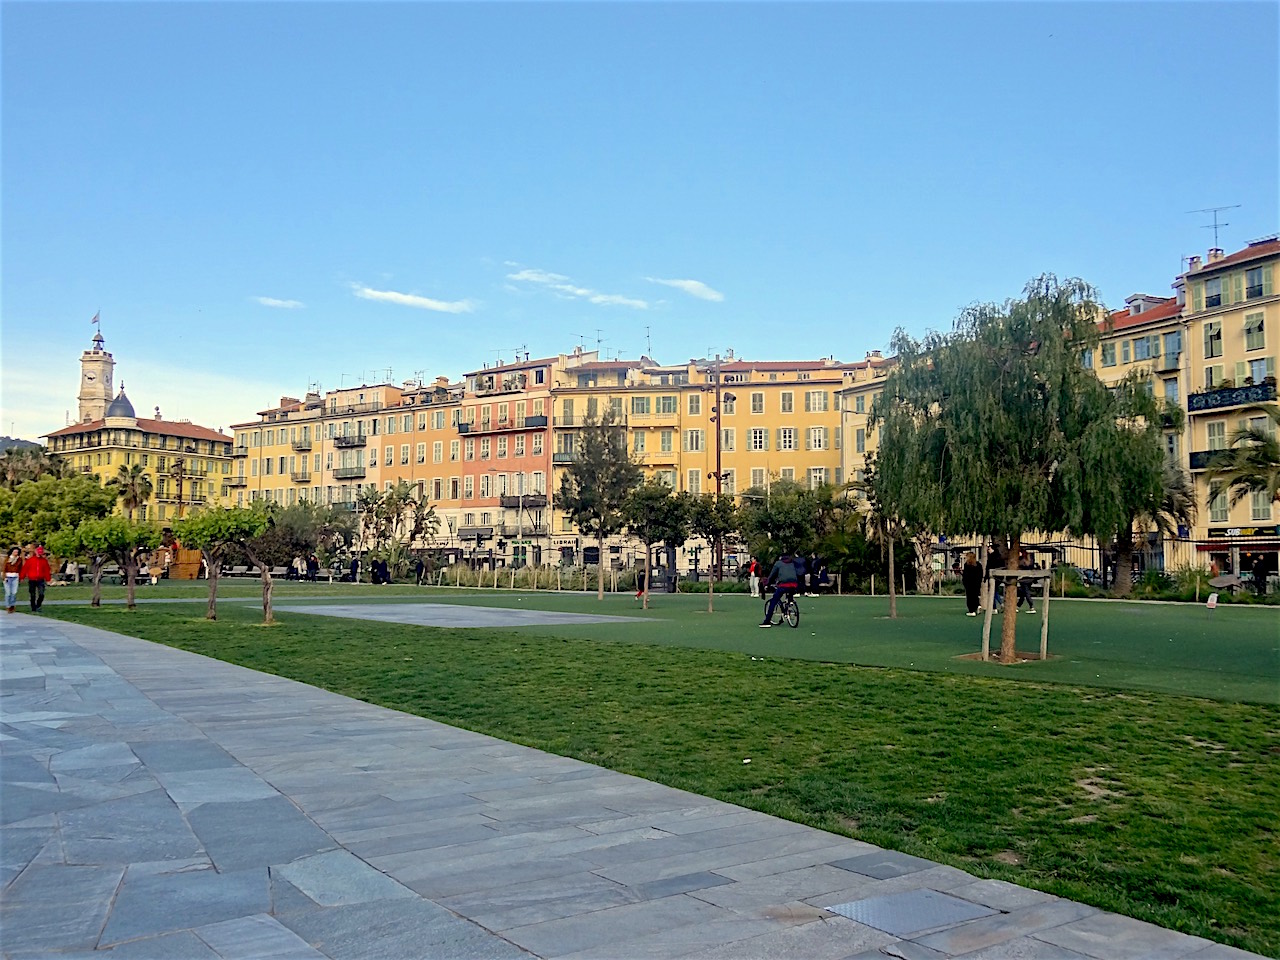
<box><xmin>114</xmin><ymin>463</ymin><xmax>154</xmax><ymax>520</ymax></box>
<box><xmin>1205</xmin><ymin>404</ymin><xmax>1280</xmax><ymax>509</ymax></box>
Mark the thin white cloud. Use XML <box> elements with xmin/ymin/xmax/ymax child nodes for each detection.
<box><xmin>644</xmin><ymin>277</ymin><xmax>725</xmax><ymax>302</ymax></box>
<box><xmin>252</xmin><ymin>296</ymin><xmax>305</xmax><ymax>309</ymax></box>
<box><xmin>352</xmin><ymin>285</ymin><xmax>474</xmax><ymax>314</ymax></box>
<box><xmin>505</xmin><ymin>266</ymin><xmax>649</xmax><ymax>310</ymax></box>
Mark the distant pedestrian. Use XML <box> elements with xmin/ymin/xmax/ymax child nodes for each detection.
<box><xmin>349</xmin><ymin>557</ymin><xmax>360</xmax><ymax>583</ymax></box>
<box><xmin>635</xmin><ymin>566</ymin><xmax>646</xmax><ymax>598</ymax></box>
<box><xmin>415</xmin><ymin>556</ymin><xmax>426</xmax><ymax>586</ymax></box>
<box><xmin>747</xmin><ymin>558</ymin><xmax>760</xmax><ymax>598</ymax></box>
<box><xmin>985</xmin><ymin>541</ymin><xmax>1005</xmax><ymax>611</ymax></box>
<box><xmin>307</xmin><ymin>554</ymin><xmax>319</xmax><ymax>581</ymax></box>
<box><xmin>961</xmin><ymin>551</ymin><xmax>983</xmax><ymax>616</ymax></box>
<box><xmin>21</xmin><ymin>546</ymin><xmax>51</xmax><ymax>613</ymax></box>
<box><xmin>1016</xmin><ymin>549</ymin><xmax>1037</xmax><ymax>613</ymax></box>
<box><xmin>793</xmin><ymin>553</ymin><xmax>808</xmax><ymax>598</ymax></box>
<box><xmin>4</xmin><ymin>546</ymin><xmax>22</xmax><ymax>614</ymax></box>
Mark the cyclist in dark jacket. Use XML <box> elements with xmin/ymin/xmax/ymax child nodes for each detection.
<box><xmin>760</xmin><ymin>553</ymin><xmax>799</xmax><ymax>627</ymax></box>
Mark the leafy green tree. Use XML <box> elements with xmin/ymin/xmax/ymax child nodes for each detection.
<box><xmin>1</xmin><ymin>474</ymin><xmax>117</xmax><ymax>546</ymax></box>
<box><xmin>558</xmin><ymin>411</ymin><xmax>643</xmax><ymax>599</ymax></box>
<box><xmin>873</xmin><ymin>275</ymin><xmax>1157</xmax><ymax>661</ymax></box>
<box><xmin>2</xmin><ymin>446</ymin><xmax>65</xmax><ymax>490</ymax></box>
<box><xmin>1206</xmin><ymin>404</ymin><xmax>1280</xmax><ymax>510</ymax></box>
<box><xmin>736</xmin><ymin>478</ymin><xmax>820</xmax><ymax>565</ymax></box>
<box><xmin>113</xmin><ymin>463</ymin><xmax>154</xmax><ymax>520</ymax></box>
<box><xmin>687</xmin><ymin>493</ymin><xmax>738</xmax><ymax>612</ymax></box>
<box><xmin>49</xmin><ymin>516</ymin><xmax>160</xmax><ymax>609</ymax></box>
<box><xmin>176</xmin><ymin>506</ymin><xmax>271</xmax><ymax>620</ymax></box>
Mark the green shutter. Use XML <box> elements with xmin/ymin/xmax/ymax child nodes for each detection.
<box><xmin>1236</xmin><ymin>361</ymin><xmax>1248</xmax><ymax>383</ymax></box>
<box><xmin>1264</xmin><ymin>265</ymin><xmax>1275</xmax><ymax>296</ymax></box>
<box><xmin>1192</xmin><ymin>282</ymin><xmax>1204</xmax><ymax>312</ymax></box>
<box><xmin>1266</xmin><ymin>357</ymin><xmax>1276</xmax><ymax>378</ymax></box>
<box><xmin>804</xmin><ymin>430</ymin><xmax>811</xmax><ymax>450</ymax></box>
<box><xmin>1232</xmin><ymin>273</ymin><xmax>1244</xmax><ymax>304</ymax></box>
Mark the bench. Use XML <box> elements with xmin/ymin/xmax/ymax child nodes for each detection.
<box><xmin>224</xmin><ymin>565</ymin><xmax>249</xmax><ymax>578</ymax></box>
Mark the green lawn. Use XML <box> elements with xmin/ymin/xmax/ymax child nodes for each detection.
<box><xmin>43</xmin><ymin>587</ymin><xmax>1280</xmax><ymax>955</ymax></box>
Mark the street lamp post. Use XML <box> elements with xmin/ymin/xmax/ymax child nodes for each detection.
<box><xmin>707</xmin><ymin>353</ymin><xmax>737</xmax><ymax>580</ymax></box>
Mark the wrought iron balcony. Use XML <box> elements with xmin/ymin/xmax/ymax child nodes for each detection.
<box><xmin>500</xmin><ymin>493</ymin><xmax>548</xmax><ymax>508</ymax></box>
<box><xmin>1188</xmin><ymin>451</ymin><xmax>1218</xmax><ymax>471</ymax></box>
<box><xmin>333</xmin><ymin>465</ymin><xmax>366</xmax><ymax>479</ymax></box>
<box><xmin>1187</xmin><ymin>381</ymin><xmax>1276</xmax><ymax>413</ymax></box>
<box><xmin>290</xmin><ymin>471</ymin><xmax>312</xmax><ymax>483</ymax></box>
<box><xmin>551</xmin><ymin>452</ymin><xmax>578</xmax><ymax>463</ymax></box>
<box><xmin>291</xmin><ymin>439</ymin><xmax>312</xmax><ymax>451</ymax></box>
<box><xmin>225</xmin><ymin>476</ymin><xmax>248</xmax><ymax>487</ymax></box>
<box><xmin>232</xmin><ymin>445</ymin><xmax>248</xmax><ymax>458</ymax></box>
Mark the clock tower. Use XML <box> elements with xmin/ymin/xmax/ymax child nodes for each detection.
<box><xmin>78</xmin><ymin>332</ymin><xmax>115</xmax><ymax>422</ymax></box>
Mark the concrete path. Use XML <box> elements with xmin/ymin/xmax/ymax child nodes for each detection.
<box><xmin>0</xmin><ymin>613</ymin><xmax>1263</xmax><ymax>960</ymax></box>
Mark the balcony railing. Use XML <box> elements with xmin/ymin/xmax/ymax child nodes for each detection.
<box><xmin>333</xmin><ymin>465</ymin><xmax>366</xmax><ymax>479</ymax></box>
<box><xmin>1187</xmin><ymin>381</ymin><xmax>1277</xmax><ymax>413</ymax></box>
<box><xmin>331</xmin><ymin>500</ymin><xmax>358</xmax><ymax>512</ymax></box>
<box><xmin>290</xmin><ymin>471</ymin><xmax>312</xmax><ymax>483</ymax></box>
<box><xmin>332</xmin><ymin>434</ymin><xmax>367</xmax><ymax>448</ymax></box>
<box><xmin>326</xmin><ymin>401</ymin><xmax>384</xmax><ymax>415</ymax></box>
<box><xmin>499</xmin><ymin>524</ymin><xmax>550</xmax><ymax>538</ymax></box>
<box><xmin>1247</xmin><ymin>284</ymin><xmax>1265</xmax><ymax>299</ymax></box>
<box><xmin>1188</xmin><ymin>450</ymin><xmax>1220</xmax><ymax>471</ymax></box>
<box><xmin>551</xmin><ymin>452</ymin><xmax>578</xmax><ymax>463</ymax></box>
<box><xmin>225</xmin><ymin>476</ymin><xmax>248</xmax><ymax>487</ymax></box>
<box><xmin>1156</xmin><ymin>353</ymin><xmax>1181</xmax><ymax>373</ymax></box>
<box><xmin>291</xmin><ymin>439</ymin><xmax>312</xmax><ymax>451</ymax></box>
<box><xmin>499</xmin><ymin>493</ymin><xmax>548</xmax><ymax>508</ymax></box>
<box><xmin>232</xmin><ymin>445</ymin><xmax>248</xmax><ymax>458</ymax></box>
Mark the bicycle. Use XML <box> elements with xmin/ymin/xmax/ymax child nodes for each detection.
<box><xmin>763</xmin><ymin>589</ymin><xmax>801</xmax><ymax>628</ymax></box>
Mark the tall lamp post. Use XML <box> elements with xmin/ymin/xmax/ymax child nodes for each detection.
<box><xmin>707</xmin><ymin>353</ymin><xmax>736</xmax><ymax>580</ymax></box>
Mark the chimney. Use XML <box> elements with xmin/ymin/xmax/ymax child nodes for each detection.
<box><xmin>1188</xmin><ymin>255</ymin><xmax>1202</xmax><ymax>271</ymax></box>
<box><xmin>154</xmin><ymin>406</ymin><xmax>163</xmax><ymax>420</ymax></box>
<box><xmin>866</xmin><ymin>350</ymin><xmax>882</xmax><ymax>361</ymax></box>
<box><xmin>1207</xmin><ymin>248</ymin><xmax>1224</xmax><ymax>263</ymax></box>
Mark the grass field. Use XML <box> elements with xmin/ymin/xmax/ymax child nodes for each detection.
<box><xmin>41</xmin><ymin>586</ymin><xmax>1280</xmax><ymax>955</ymax></box>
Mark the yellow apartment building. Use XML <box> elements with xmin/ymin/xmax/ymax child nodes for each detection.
<box><xmin>44</xmin><ymin>332</ymin><xmax>234</xmax><ymax>522</ymax></box>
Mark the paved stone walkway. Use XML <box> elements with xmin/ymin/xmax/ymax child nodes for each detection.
<box><xmin>0</xmin><ymin>613</ymin><xmax>1264</xmax><ymax>960</ymax></box>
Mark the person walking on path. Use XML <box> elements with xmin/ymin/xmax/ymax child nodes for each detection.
<box><xmin>1016</xmin><ymin>549</ymin><xmax>1037</xmax><ymax>613</ymax></box>
<box><xmin>759</xmin><ymin>552</ymin><xmax>799</xmax><ymax>627</ymax></box>
<box><xmin>21</xmin><ymin>546</ymin><xmax>51</xmax><ymax>613</ymax></box>
<box><xmin>4</xmin><ymin>546</ymin><xmax>23</xmax><ymax>613</ymax></box>
<box><xmin>793</xmin><ymin>553</ymin><xmax>808</xmax><ymax>598</ymax></box>
<box><xmin>961</xmin><ymin>551</ymin><xmax>983</xmax><ymax>616</ymax></box>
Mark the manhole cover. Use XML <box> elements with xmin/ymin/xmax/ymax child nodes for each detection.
<box><xmin>826</xmin><ymin>889</ymin><xmax>997</xmax><ymax>937</ymax></box>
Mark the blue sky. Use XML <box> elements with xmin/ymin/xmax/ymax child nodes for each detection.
<box><xmin>3</xmin><ymin>1</ymin><xmax>1277</xmax><ymax>441</ymax></box>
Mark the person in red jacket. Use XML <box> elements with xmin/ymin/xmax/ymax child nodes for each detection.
<box><xmin>21</xmin><ymin>546</ymin><xmax>52</xmax><ymax>613</ymax></box>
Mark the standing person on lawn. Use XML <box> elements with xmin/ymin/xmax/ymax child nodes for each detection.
<box><xmin>961</xmin><ymin>551</ymin><xmax>983</xmax><ymax>616</ymax></box>
<box><xmin>21</xmin><ymin>546</ymin><xmax>52</xmax><ymax>613</ymax></box>
<box><xmin>747</xmin><ymin>557</ymin><xmax>760</xmax><ymax>598</ymax></box>
<box><xmin>759</xmin><ymin>551</ymin><xmax>799</xmax><ymax>627</ymax></box>
<box><xmin>4</xmin><ymin>546</ymin><xmax>23</xmax><ymax>613</ymax></box>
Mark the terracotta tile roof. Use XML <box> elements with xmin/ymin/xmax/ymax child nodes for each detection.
<box><xmin>720</xmin><ymin>360</ymin><xmax>845</xmax><ymax>372</ymax></box>
<box><xmin>573</xmin><ymin>360</ymin><xmax>644</xmax><ymax>371</ymax></box>
<box><xmin>1104</xmin><ymin>297</ymin><xmax>1182</xmax><ymax>332</ymax></box>
<box><xmin>464</xmin><ymin>356</ymin><xmax>559</xmax><ymax>376</ymax></box>
<box><xmin>44</xmin><ymin>418</ymin><xmax>231</xmax><ymax>443</ymax></box>
<box><xmin>1189</xmin><ymin>238</ymin><xmax>1280</xmax><ymax>274</ymax></box>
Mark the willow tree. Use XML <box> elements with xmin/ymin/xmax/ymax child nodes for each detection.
<box><xmin>558</xmin><ymin>410</ymin><xmax>642</xmax><ymax>599</ymax></box>
<box><xmin>874</xmin><ymin>275</ymin><xmax>1162</xmax><ymax>662</ymax></box>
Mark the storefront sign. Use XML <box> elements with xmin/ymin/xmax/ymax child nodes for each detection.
<box><xmin>1208</xmin><ymin>526</ymin><xmax>1280</xmax><ymax>538</ymax></box>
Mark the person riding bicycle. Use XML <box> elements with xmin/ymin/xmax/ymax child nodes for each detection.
<box><xmin>760</xmin><ymin>551</ymin><xmax>799</xmax><ymax>627</ymax></box>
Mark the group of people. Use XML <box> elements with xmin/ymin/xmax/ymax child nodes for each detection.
<box><xmin>959</xmin><ymin>545</ymin><xmax>1040</xmax><ymax>617</ymax></box>
<box><xmin>746</xmin><ymin>553</ymin><xmax>828</xmax><ymax>600</ymax></box>
<box><xmin>288</xmin><ymin>555</ymin><xmax>322</xmax><ymax>581</ymax></box>
<box><xmin>4</xmin><ymin>545</ymin><xmax>52</xmax><ymax>614</ymax></box>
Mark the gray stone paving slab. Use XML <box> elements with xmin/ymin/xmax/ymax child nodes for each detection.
<box><xmin>2</xmin><ymin>614</ymin><xmax>1267</xmax><ymax>960</ymax></box>
<box><xmin>1032</xmin><ymin>910</ymin><xmax>1219</xmax><ymax>959</ymax></box>
<box><xmin>193</xmin><ymin>913</ymin><xmax>330</xmax><ymax>959</ymax></box>
<box><xmin>273</xmin><ymin>849</ymin><xmax>417</xmax><ymax>906</ymax></box>
<box><xmin>100</xmin><ymin>866</ymin><xmax>270</xmax><ymax>946</ymax></box>
<box><xmin>185</xmin><ymin>795</ymin><xmax>337</xmax><ymax>872</ymax></box>
<box><xmin>946</xmin><ymin>938</ymin><xmax>1093</xmax><ymax>958</ymax></box>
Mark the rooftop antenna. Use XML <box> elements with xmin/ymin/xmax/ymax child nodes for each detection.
<box><xmin>645</xmin><ymin>325</ymin><xmax>652</xmax><ymax>356</ymax></box>
<box><xmin>1187</xmin><ymin>205</ymin><xmax>1240</xmax><ymax>248</ymax></box>
<box><xmin>383</xmin><ymin>367</ymin><xmax>393</xmax><ymax>383</ymax></box>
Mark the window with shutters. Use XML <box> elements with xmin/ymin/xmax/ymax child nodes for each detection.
<box><xmin>1204</xmin><ymin>277</ymin><xmax>1222</xmax><ymax>309</ymax></box>
<box><xmin>807</xmin><ymin>427</ymin><xmax>827</xmax><ymax>450</ymax></box>
<box><xmin>1245</xmin><ymin>313</ymin><xmax>1265</xmax><ymax>351</ymax></box>
<box><xmin>634</xmin><ymin>431</ymin><xmax>646</xmax><ymax>452</ymax></box>
<box><xmin>856</xmin><ymin>428</ymin><xmax>866</xmax><ymax>453</ymax></box>
<box><xmin>1204</xmin><ymin>321</ymin><xmax>1223</xmax><ymax>359</ymax></box>
<box><xmin>1248</xmin><ymin>357</ymin><xmax>1275</xmax><ymax>383</ymax></box>
<box><xmin>1251</xmin><ymin>490</ymin><xmax>1272</xmax><ymax>522</ymax></box>
<box><xmin>684</xmin><ymin>429</ymin><xmax>704</xmax><ymax>452</ymax></box>
<box><xmin>400</xmin><ymin>444</ymin><xmax>410</xmax><ymax>465</ymax></box>
<box><xmin>631</xmin><ymin>396</ymin><xmax>650</xmax><ymax>415</ymax></box>
<box><xmin>722</xmin><ymin>470</ymin><xmax>735</xmax><ymax>494</ymax></box>
<box><xmin>780</xmin><ymin>392</ymin><xmax>794</xmax><ymax>413</ymax></box>
<box><xmin>1205</xmin><ymin>365</ymin><xmax>1225</xmax><ymax>389</ymax></box>
<box><xmin>659</xmin><ymin>395</ymin><xmax>678</xmax><ymax>414</ymax></box>
<box><xmin>722</xmin><ymin>395</ymin><xmax>735</xmax><ymax>415</ymax></box>
<box><xmin>688</xmin><ymin>394</ymin><xmax>701</xmax><ymax>416</ymax></box>
<box><xmin>751</xmin><ymin>392</ymin><xmax>764</xmax><ymax>414</ymax></box>
<box><xmin>721</xmin><ymin>428</ymin><xmax>735</xmax><ymax>451</ymax></box>
<box><xmin>804</xmin><ymin>390</ymin><xmax>828</xmax><ymax>412</ymax></box>
<box><xmin>514</xmin><ymin>435</ymin><xmax>525</xmax><ymax>456</ymax></box>
<box><xmin>450</xmin><ymin>440</ymin><xmax>459</xmax><ymax>461</ymax></box>
<box><xmin>750</xmin><ymin>428</ymin><xmax>768</xmax><ymax>451</ymax></box>
<box><xmin>464</xmin><ymin>439</ymin><xmax>475</xmax><ymax>461</ymax></box>
<box><xmin>497</xmin><ymin>436</ymin><xmax>508</xmax><ymax>458</ymax></box>
<box><xmin>417</xmin><ymin>443</ymin><xmax>427</xmax><ymax>464</ymax></box>
<box><xmin>809</xmin><ymin>467</ymin><xmax>827</xmax><ymax>490</ymax></box>
<box><xmin>433</xmin><ymin>441</ymin><xmax>442</xmax><ymax>462</ymax></box>
<box><xmin>1207</xmin><ymin>421</ymin><xmax>1226</xmax><ymax>451</ymax></box>
<box><xmin>778</xmin><ymin>428</ymin><xmax>797</xmax><ymax>451</ymax></box>
<box><xmin>687</xmin><ymin>470</ymin><xmax>700</xmax><ymax>494</ymax></box>
<box><xmin>661</xmin><ymin>429</ymin><xmax>673</xmax><ymax>452</ymax></box>
<box><xmin>780</xmin><ymin>467</ymin><xmax>794</xmax><ymax>481</ymax></box>
<box><xmin>1102</xmin><ymin>343</ymin><xmax>1117</xmax><ymax>366</ymax></box>
<box><xmin>751</xmin><ymin>468</ymin><xmax>765</xmax><ymax>488</ymax></box>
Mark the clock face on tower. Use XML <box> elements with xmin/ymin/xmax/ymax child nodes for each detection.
<box><xmin>85</xmin><ymin>373</ymin><xmax>96</xmax><ymax>382</ymax></box>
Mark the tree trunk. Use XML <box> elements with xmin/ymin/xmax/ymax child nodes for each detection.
<box><xmin>887</xmin><ymin>533</ymin><xmax>897</xmax><ymax>619</ymax></box>
<box><xmin>123</xmin><ymin>555</ymin><xmax>138</xmax><ymax>610</ymax></box>
<box><xmin>1113</xmin><ymin>532</ymin><xmax>1135</xmax><ymax>596</ymax></box>
<box><xmin>203</xmin><ymin>548</ymin><xmax>221</xmax><ymax>620</ymax></box>
<box><xmin>707</xmin><ymin>536</ymin><xmax>716</xmax><ymax>613</ymax></box>
<box><xmin>642</xmin><ymin>542</ymin><xmax>651</xmax><ymax>611</ymax></box>
<box><xmin>244</xmin><ymin>547</ymin><xmax>274</xmax><ymax>624</ymax></box>
<box><xmin>597</xmin><ymin>532</ymin><xmax>605</xmax><ymax>600</ymax></box>
<box><xmin>999</xmin><ymin>533</ymin><xmax>1021</xmax><ymax>663</ymax></box>
<box><xmin>90</xmin><ymin>558</ymin><xmax>104</xmax><ymax>607</ymax></box>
